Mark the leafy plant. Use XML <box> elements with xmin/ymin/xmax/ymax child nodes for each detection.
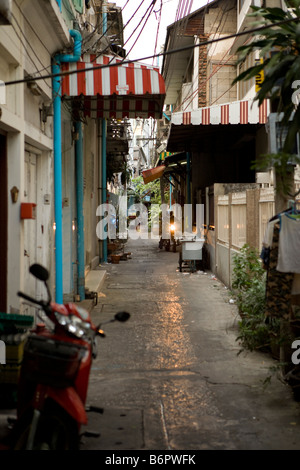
<box><xmin>232</xmin><ymin>244</ymin><xmax>265</xmax><ymax>293</ymax></box>
<box><xmin>130</xmin><ymin>176</ymin><xmax>168</xmax><ymax>230</ymax></box>
<box><xmin>232</xmin><ymin>244</ymin><xmax>280</xmax><ymax>353</ymax></box>
<box><xmin>233</xmin><ymin>0</ymin><xmax>300</xmax><ymax>154</ymax></box>
<box><xmin>131</xmin><ymin>176</ymin><xmax>162</xmax><ymax>205</ymax></box>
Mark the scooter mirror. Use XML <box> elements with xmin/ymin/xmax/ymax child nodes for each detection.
<box><xmin>30</xmin><ymin>264</ymin><xmax>49</xmax><ymax>282</ymax></box>
<box><xmin>115</xmin><ymin>311</ymin><xmax>130</xmax><ymax>322</ymax></box>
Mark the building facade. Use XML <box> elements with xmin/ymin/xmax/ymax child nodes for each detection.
<box><xmin>0</xmin><ymin>0</ymin><xmax>166</xmax><ymax>315</ymax></box>
<box><xmin>160</xmin><ymin>0</ymin><xmax>296</xmax><ymax>286</ymax></box>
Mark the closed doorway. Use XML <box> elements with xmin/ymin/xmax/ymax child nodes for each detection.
<box><xmin>23</xmin><ymin>150</ymin><xmax>38</xmax><ymax>315</ymax></box>
<box><xmin>0</xmin><ymin>135</ymin><xmax>7</xmax><ymax>312</ymax></box>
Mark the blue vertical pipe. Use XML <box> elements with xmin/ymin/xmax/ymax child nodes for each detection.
<box><xmin>101</xmin><ymin>4</ymin><xmax>108</xmax><ymax>262</ymax></box>
<box><xmin>75</xmin><ymin>121</ymin><xmax>85</xmax><ymax>300</ymax></box>
<box><xmin>52</xmin><ymin>29</ymin><xmax>82</xmax><ymax>303</ymax></box>
<box><xmin>52</xmin><ymin>60</ymin><xmax>63</xmax><ymax>304</ymax></box>
<box><xmin>103</xmin><ymin>3</ymin><xmax>107</xmax><ymax>35</ymax></box>
<box><xmin>102</xmin><ymin>118</ymin><xmax>107</xmax><ymax>262</ymax></box>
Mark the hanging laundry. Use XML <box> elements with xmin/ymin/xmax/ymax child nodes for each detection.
<box><xmin>277</xmin><ymin>213</ymin><xmax>300</xmax><ymax>273</ymax></box>
<box><xmin>260</xmin><ymin>218</ymin><xmax>279</xmax><ymax>269</ymax></box>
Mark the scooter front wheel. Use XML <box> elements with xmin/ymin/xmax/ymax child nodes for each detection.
<box><xmin>10</xmin><ymin>402</ymin><xmax>79</xmax><ymax>450</ymax></box>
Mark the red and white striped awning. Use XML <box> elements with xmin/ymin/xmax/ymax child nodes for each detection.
<box><xmin>171</xmin><ymin>99</ymin><xmax>269</xmax><ymax>126</ymax></box>
<box><xmin>61</xmin><ymin>54</ymin><xmax>166</xmax><ymax>120</ymax></box>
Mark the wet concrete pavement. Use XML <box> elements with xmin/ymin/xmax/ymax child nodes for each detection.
<box><xmin>79</xmin><ymin>238</ymin><xmax>300</xmax><ymax>451</ymax></box>
<box><xmin>2</xmin><ymin>237</ymin><xmax>300</xmax><ymax>452</ymax></box>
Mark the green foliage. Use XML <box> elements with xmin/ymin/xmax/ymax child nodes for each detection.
<box><xmin>130</xmin><ymin>176</ymin><xmax>167</xmax><ymax>230</ymax></box>
<box><xmin>131</xmin><ymin>176</ymin><xmax>162</xmax><ymax>205</ymax></box>
<box><xmin>232</xmin><ymin>245</ymin><xmax>280</xmax><ymax>353</ymax></box>
<box><xmin>232</xmin><ymin>244</ymin><xmax>265</xmax><ymax>294</ymax></box>
<box><xmin>233</xmin><ymin>0</ymin><xmax>300</xmax><ymax>153</ymax></box>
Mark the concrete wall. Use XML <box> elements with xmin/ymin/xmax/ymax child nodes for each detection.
<box><xmin>0</xmin><ymin>2</ymin><xmax>56</xmax><ymax>313</ymax></box>
<box><xmin>212</xmin><ymin>183</ymin><xmax>275</xmax><ymax>287</ymax></box>
<box><xmin>1</xmin><ymin>0</ymin><xmax>104</xmax><ymax>309</ymax></box>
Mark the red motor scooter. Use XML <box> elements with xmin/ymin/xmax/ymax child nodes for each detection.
<box><xmin>6</xmin><ymin>263</ymin><xmax>130</xmax><ymax>450</ymax></box>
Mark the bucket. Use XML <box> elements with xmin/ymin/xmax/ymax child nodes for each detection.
<box><xmin>111</xmin><ymin>254</ymin><xmax>121</xmax><ymax>264</ymax></box>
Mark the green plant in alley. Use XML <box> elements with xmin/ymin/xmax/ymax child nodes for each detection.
<box><xmin>232</xmin><ymin>0</ymin><xmax>300</xmax><ymax>374</ymax></box>
<box><xmin>131</xmin><ymin>176</ymin><xmax>162</xmax><ymax>205</ymax></box>
<box><xmin>232</xmin><ymin>245</ymin><xmax>265</xmax><ymax>294</ymax></box>
<box><xmin>232</xmin><ymin>245</ymin><xmax>280</xmax><ymax>354</ymax></box>
<box><xmin>130</xmin><ymin>176</ymin><xmax>169</xmax><ymax>231</ymax></box>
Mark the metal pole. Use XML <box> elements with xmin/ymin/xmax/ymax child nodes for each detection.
<box><xmin>102</xmin><ymin>118</ymin><xmax>107</xmax><ymax>262</ymax></box>
<box><xmin>52</xmin><ymin>29</ymin><xmax>82</xmax><ymax>303</ymax></box>
<box><xmin>52</xmin><ymin>59</ymin><xmax>63</xmax><ymax>304</ymax></box>
<box><xmin>75</xmin><ymin>121</ymin><xmax>85</xmax><ymax>300</ymax></box>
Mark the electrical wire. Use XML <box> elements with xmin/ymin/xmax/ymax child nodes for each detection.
<box><xmin>2</xmin><ymin>14</ymin><xmax>300</xmax><ymax>88</ymax></box>
<box><xmin>15</xmin><ymin>3</ymin><xmax>52</xmax><ymax>57</ymax></box>
<box><xmin>170</xmin><ymin>0</ymin><xmax>211</xmax><ymax>109</ymax></box>
<box><xmin>176</xmin><ymin>2</ymin><xmax>236</xmax><ymax>112</ymax></box>
<box><xmin>85</xmin><ymin>0</ymin><xmax>147</xmax><ymax>62</ymax></box>
<box><xmin>80</xmin><ymin>0</ymin><xmax>134</xmax><ymax>52</ymax></box>
<box><xmin>10</xmin><ymin>12</ymin><xmax>52</xmax><ymax>90</ymax></box>
<box><xmin>123</xmin><ymin>1</ymin><xmax>154</xmax><ymax>49</ymax></box>
<box><xmin>163</xmin><ymin>0</ymin><xmax>194</xmax><ymax>93</ymax></box>
<box><xmin>123</xmin><ymin>1</ymin><xmax>157</xmax><ymax>60</ymax></box>
<box><xmin>153</xmin><ymin>0</ymin><xmax>163</xmax><ymax>65</ymax></box>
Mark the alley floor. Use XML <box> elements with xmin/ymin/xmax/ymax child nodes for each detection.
<box><xmin>79</xmin><ymin>238</ymin><xmax>300</xmax><ymax>451</ymax></box>
<box><xmin>2</xmin><ymin>237</ymin><xmax>300</xmax><ymax>453</ymax></box>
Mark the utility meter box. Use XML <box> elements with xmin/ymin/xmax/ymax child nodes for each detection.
<box><xmin>21</xmin><ymin>203</ymin><xmax>36</xmax><ymax>220</ymax></box>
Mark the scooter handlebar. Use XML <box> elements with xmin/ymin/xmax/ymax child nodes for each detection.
<box><xmin>17</xmin><ymin>291</ymin><xmax>42</xmax><ymax>306</ymax></box>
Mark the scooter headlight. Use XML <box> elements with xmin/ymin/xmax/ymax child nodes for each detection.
<box><xmin>55</xmin><ymin>313</ymin><xmax>87</xmax><ymax>338</ymax></box>
<box><xmin>68</xmin><ymin>315</ymin><xmax>89</xmax><ymax>338</ymax></box>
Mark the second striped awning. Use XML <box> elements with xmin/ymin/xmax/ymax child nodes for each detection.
<box><xmin>171</xmin><ymin>99</ymin><xmax>269</xmax><ymax>126</ymax></box>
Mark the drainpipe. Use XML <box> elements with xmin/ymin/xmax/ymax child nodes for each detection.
<box><xmin>101</xmin><ymin>3</ymin><xmax>107</xmax><ymax>262</ymax></box>
<box><xmin>75</xmin><ymin>121</ymin><xmax>85</xmax><ymax>300</ymax></box>
<box><xmin>103</xmin><ymin>2</ymin><xmax>107</xmax><ymax>35</ymax></box>
<box><xmin>52</xmin><ymin>29</ymin><xmax>82</xmax><ymax>303</ymax></box>
<box><xmin>102</xmin><ymin>118</ymin><xmax>107</xmax><ymax>263</ymax></box>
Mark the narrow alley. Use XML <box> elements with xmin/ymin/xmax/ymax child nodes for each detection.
<box><xmin>80</xmin><ymin>238</ymin><xmax>300</xmax><ymax>451</ymax></box>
